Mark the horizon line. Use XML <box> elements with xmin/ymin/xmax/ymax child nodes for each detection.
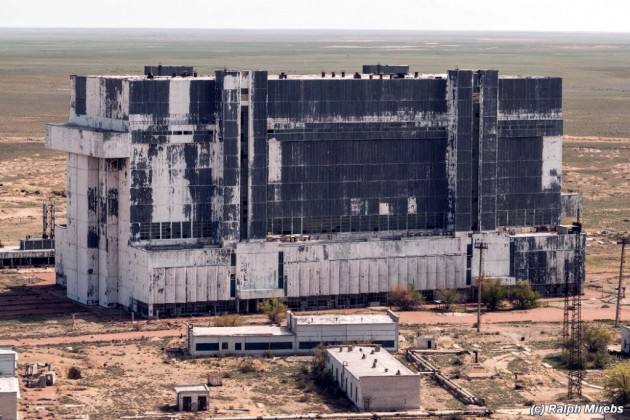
<box><xmin>1</xmin><ymin>27</ymin><xmax>630</xmax><ymax>35</ymax></box>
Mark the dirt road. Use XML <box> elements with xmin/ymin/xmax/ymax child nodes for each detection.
<box><xmin>398</xmin><ymin>305</ymin><xmax>630</xmax><ymax>325</ymax></box>
<box><xmin>6</xmin><ymin>304</ymin><xmax>628</xmax><ymax>348</ymax></box>
<box><xmin>3</xmin><ymin>326</ymin><xmax>186</xmax><ymax>347</ymax></box>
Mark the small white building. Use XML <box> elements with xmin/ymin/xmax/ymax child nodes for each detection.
<box><xmin>325</xmin><ymin>345</ymin><xmax>421</xmax><ymax>411</ymax></box>
<box><xmin>174</xmin><ymin>384</ymin><xmax>209</xmax><ymax>412</ymax></box>
<box><xmin>289</xmin><ymin>310</ymin><xmax>399</xmax><ymax>352</ymax></box>
<box><xmin>0</xmin><ymin>377</ymin><xmax>20</xmax><ymax>420</ymax></box>
<box><xmin>188</xmin><ymin>310</ymin><xmax>399</xmax><ymax>356</ymax></box>
<box><xmin>190</xmin><ymin>325</ymin><xmax>295</xmax><ymax>356</ymax></box>
<box><xmin>0</xmin><ymin>349</ymin><xmax>17</xmax><ymax>377</ymax></box>
<box><xmin>413</xmin><ymin>335</ymin><xmax>437</xmax><ymax>350</ymax></box>
<box><xmin>621</xmin><ymin>326</ymin><xmax>630</xmax><ymax>354</ymax></box>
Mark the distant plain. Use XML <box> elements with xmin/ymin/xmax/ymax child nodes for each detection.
<box><xmin>0</xmin><ymin>29</ymin><xmax>628</xmax><ymax>242</ymax></box>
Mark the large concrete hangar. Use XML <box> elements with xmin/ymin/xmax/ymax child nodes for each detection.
<box><xmin>47</xmin><ymin>65</ymin><xmax>584</xmax><ymax>316</ymax></box>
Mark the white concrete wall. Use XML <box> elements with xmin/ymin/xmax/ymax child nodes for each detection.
<box><xmin>359</xmin><ymin>376</ymin><xmax>421</xmax><ymax>411</ymax></box>
<box><xmin>0</xmin><ymin>377</ymin><xmax>18</xmax><ymax>420</ymax></box>
<box><xmin>0</xmin><ymin>352</ymin><xmax>16</xmax><ymax>377</ymax></box>
<box><xmin>622</xmin><ymin>327</ymin><xmax>630</xmax><ymax>354</ymax></box>
<box><xmin>0</xmin><ymin>391</ymin><xmax>18</xmax><ymax>420</ymax></box>
<box><xmin>325</xmin><ymin>353</ymin><xmax>420</xmax><ymax>411</ymax></box>
<box><xmin>283</xmin><ymin>236</ymin><xmax>467</xmax><ymax>297</ymax></box>
<box><xmin>471</xmin><ymin>231</ymin><xmax>511</xmax><ymax>280</ymax></box>
<box><xmin>69</xmin><ymin>77</ymin><xmax>129</xmax><ymax>132</ymax></box>
<box><xmin>46</xmin><ymin>124</ymin><xmax>130</xmax><ymax>158</ymax></box>
<box><xmin>294</xmin><ymin>323</ymin><xmax>398</xmax><ymax>351</ymax></box>
<box><xmin>191</xmin><ymin>334</ymin><xmax>295</xmax><ymax>356</ymax></box>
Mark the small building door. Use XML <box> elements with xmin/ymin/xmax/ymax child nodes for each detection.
<box><xmin>182</xmin><ymin>396</ymin><xmax>192</xmax><ymax>411</ymax></box>
<box><xmin>198</xmin><ymin>396</ymin><xmax>208</xmax><ymax>411</ymax></box>
<box><xmin>364</xmin><ymin>397</ymin><xmax>371</xmax><ymax>411</ymax></box>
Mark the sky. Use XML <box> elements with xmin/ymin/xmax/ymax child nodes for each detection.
<box><xmin>1</xmin><ymin>0</ymin><xmax>629</xmax><ymax>33</ymax></box>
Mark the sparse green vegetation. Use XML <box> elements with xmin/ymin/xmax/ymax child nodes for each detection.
<box><xmin>435</xmin><ymin>288</ymin><xmax>461</xmax><ymax>311</ymax></box>
<box><xmin>605</xmin><ymin>362</ymin><xmax>630</xmax><ymax>404</ymax></box>
<box><xmin>213</xmin><ymin>314</ymin><xmax>245</xmax><ymax>327</ymax></box>
<box><xmin>507</xmin><ymin>282</ymin><xmax>540</xmax><ymax>310</ymax></box>
<box><xmin>388</xmin><ymin>285</ymin><xmax>424</xmax><ymax>311</ymax></box>
<box><xmin>259</xmin><ymin>297</ymin><xmax>288</xmax><ymax>325</ymax></box>
<box><xmin>480</xmin><ymin>278</ymin><xmax>507</xmax><ymax>311</ymax></box>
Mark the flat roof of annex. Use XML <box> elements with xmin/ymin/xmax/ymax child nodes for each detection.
<box><xmin>326</xmin><ymin>346</ymin><xmax>415</xmax><ymax>378</ymax></box>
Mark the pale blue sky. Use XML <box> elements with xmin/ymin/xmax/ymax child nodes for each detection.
<box><xmin>2</xmin><ymin>0</ymin><xmax>629</xmax><ymax>32</ymax></box>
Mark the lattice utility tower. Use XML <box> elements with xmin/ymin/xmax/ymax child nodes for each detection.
<box><xmin>562</xmin><ymin>270</ymin><xmax>570</xmax><ymax>346</ymax></box>
<box><xmin>42</xmin><ymin>200</ymin><xmax>55</xmax><ymax>240</ymax></box>
<box><xmin>567</xmin><ymin>222</ymin><xmax>583</xmax><ymax>399</ymax></box>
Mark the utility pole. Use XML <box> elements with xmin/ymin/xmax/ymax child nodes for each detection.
<box><xmin>475</xmin><ymin>241</ymin><xmax>488</xmax><ymax>333</ymax></box>
<box><xmin>615</xmin><ymin>238</ymin><xmax>628</xmax><ymax>327</ymax></box>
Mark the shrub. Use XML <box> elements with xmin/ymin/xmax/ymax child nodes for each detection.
<box><xmin>259</xmin><ymin>298</ymin><xmax>288</xmax><ymax>325</ymax></box>
<box><xmin>311</xmin><ymin>344</ymin><xmax>333</xmax><ymax>386</ymax></box>
<box><xmin>480</xmin><ymin>278</ymin><xmax>507</xmax><ymax>311</ymax></box>
<box><xmin>213</xmin><ymin>314</ymin><xmax>245</xmax><ymax>327</ymax></box>
<box><xmin>388</xmin><ymin>285</ymin><xmax>424</xmax><ymax>311</ymax></box>
<box><xmin>605</xmin><ymin>362</ymin><xmax>630</xmax><ymax>404</ymax></box>
<box><xmin>582</xmin><ymin>324</ymin><xmax>613</xmax><ymax>354</ymax></box>
<box><xmin>238</xmin><ymin>360</ymin><xmax>258</xmax><ymax>374</ymax></box>
<box><xmin>507</xmin><ymin>281</ymin><xmax>540</xmax><ymax>309</ymax></box>
<box><xmin>435</xmin><ymin>288</ymin><xmax>461</xmax><ymax>311</ymax></box>
<box><xmin>590</xmin><ymin>351</ymin><xmax>611</xmax><ymax>369</ymax></box>
<box><xmin>67</xmin><ymin>366</ymin><xmax>82</xmax><ymax>380</ymax></box>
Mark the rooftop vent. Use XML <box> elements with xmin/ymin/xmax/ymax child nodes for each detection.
<box><xmin>354</xmin><ymin>72</ymin><xmax>361</xmax><ymax>79</ymax></box>
<box><xmin>396</xmin><ymin>370</ymin><xmax>401</xmax><ymax>375</ymax></box>
<box><xmin>372</xmin><ymin>359</ymin><xmax>378</xmax><ymax>368</ymax></box>
<box><xmin>144</xmin><ymin>65</ymin><xmax>194</xmax><ymax>77</ymax></box>
<box><xmin>322</xmin><ymin>71</ymin><xmax>326</xmax><ymax>78</ymax></box>
<box><xmin>362</xmin><ymin>354</ymin><xmax>366</xmax><ymax>359</ymax></box>
<box><xmin>362</xmin><ymin>64</ymin><xmax>409</xmax><ymax>75</ymax></box>
<box><xmin>341</xmin><ymin>71</ymin><xmax>346</xmax><ymax>78</ymax></box>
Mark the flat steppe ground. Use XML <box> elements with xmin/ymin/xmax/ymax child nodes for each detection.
<box><xmin>0</xmin><ymin>30</ymin><xmax>629</xmax><ymax>418</ymax></box>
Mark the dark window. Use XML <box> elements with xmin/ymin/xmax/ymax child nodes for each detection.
<box><xmin>245</xmin><ymin>342</ymin><xmax>270</xmax><ymax>351</ymax></box>
<box><xmin>150</xmin><ymin>223</ymin><xmax>161</xmax><ymax>239</ymax></box>
<box><xmin>298</xmin><ymin>341</ymin><xmax>321</xmax><ymax>350</ymax></box>
<box><xmin>235</xmin><ymin>342</ymin><xmax>242</xmax><ymax>351</ymax></box>
<box><xmin>139</xmin><ymin>223</ymin><xmax>150</xmax><ymax>240</ymax></box>
<box><xmin>230</xmin><ymin>275</ymin><xmax>236</xmax><ymax>298</ymax></box>
<box><xmin>221</xmin><ymin>342</ymin><xmax>228</xmax><ymax>350</ymax></box>
<box><xmin>231</xmin><ymin>253</ymin><xmax>237</xmax><ymax>266</ymax></box>
<box><xmin>161</xmin><ymin>222</ymin><xmax>171</xmax><ymax>239</ymax></box>
<box><xmin>269</xmin><ymin>342</ymin><xmax>293</xmax><ymax>350</ymax></box>
<box><xmin>193</xmin><ymin>221</ymin><xmax>202</xmax><ymax>238</ymax></box>
<box><xmin>278</xmin><ymin>252</ymin><xmax>284</xmax><ymax>289</ymax></box>
<box><xmin>172</xmin><ymin>222</ymin><xmax>182</xmax><ymax>239</ymax></box>
<box><xmin>373</xmin><ymin>340</ymin><xmax>395</xmax><ymax>348</ymax></box>
<box><xmin>182</xmin><ymin>222</ymin><xmax>191</xmax><ymax>238</ymax></box>
<box><xmin>196</xmin><ymin>342</ymin><xmax>219</xmax><ymax>351</ymax></box>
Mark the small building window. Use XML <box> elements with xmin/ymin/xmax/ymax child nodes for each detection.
<box><xmin>235</xmin><ymin>342</ymin><xmax>242</xmax><ymax>351</ymax></box>
<box><xmin>221</xmin><ymin>342</ymin><xmax>228</xmax><ymax>350</ymax></box>
<box><xmin>196</xmin><ymin>342</ymin><xmax>219</xmax><ymax>351</ymax></box>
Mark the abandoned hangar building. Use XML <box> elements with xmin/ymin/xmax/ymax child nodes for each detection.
<box><xmin>46</xmin><ymin>64</ymin><xmax>584</xmax><ymax>317</ymax></box>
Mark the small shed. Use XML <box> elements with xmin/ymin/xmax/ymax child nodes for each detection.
<box><xmin>414</xmin><ymin>335</ymin><xmax>437</xmax><ymax>350</ymax></box>
<box><xmin>0</xmin><ymin>377</ymin><xmax>20</xmax><ymax>420</ymax></box>
<box><xmin>175</xmin><ymin>384</ymin><xmax>209</xmax><ymax>412</ymax></box>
